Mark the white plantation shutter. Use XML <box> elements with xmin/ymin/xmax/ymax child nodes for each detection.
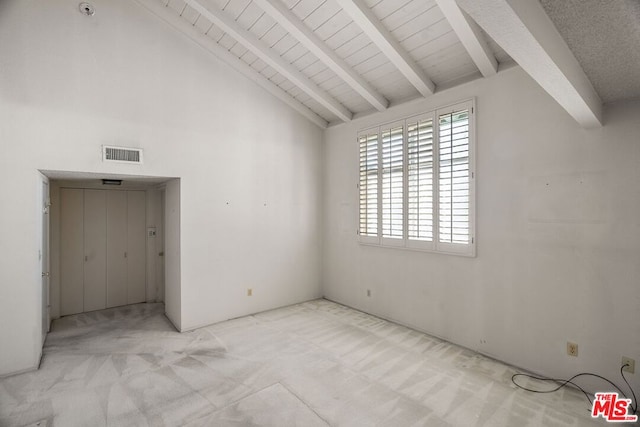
<box><xmin>438</xmin><ymin>105</ymin><xmax>471</xmax><ymax>252</ymax></box>
<box><xmin>381</xmin><ymin>123</ymin><xmax>404</xmax><ymax>241</ymax></box>
<box><xmin>357</xmin><ymin>99</ymin><xmax>474</xmax><ymax>256</ymax></box>
<box><xmin>407</xmin><ymin>115</ymin><xmax>435</xmax><ymax>248</ymax></box>
<box><xmin>358</xmin><ymin>129</ymin><xmax>379</xmax><ymax>242</ymax></box>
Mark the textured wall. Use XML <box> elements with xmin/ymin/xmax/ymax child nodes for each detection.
<box><xmin>323</xmin><ymin>66</ymin><xmax>640</xmax><ymax>394</ymax></box>
<box><xmin>0</xmin><ymin>0</ymin><xmax>323</xmax><ymax>376</ymax></box>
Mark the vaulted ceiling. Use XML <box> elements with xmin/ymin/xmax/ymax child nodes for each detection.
<box><xmin>133</xmin><ymin>0</ymin><xmax>640</xmax><ymax>129</ymax></box>
<box><xmin>540</xmin><ymin>0</ymin><xmax>640</xmax><ymax>104</ymax></box>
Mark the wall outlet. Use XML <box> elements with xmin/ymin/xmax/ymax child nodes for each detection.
<box><xmin>366</xmin><ymin>289</ymin><xmax>371</xmax><ymax>297</ymax></box>
<box><xmin>567</xmin><ymin>342</ymin><xmax>578</xmax><ymax>357</ymax></box>
<box><xmin>247</xmin><ymin>288</ymin><xmax>252</xmax><ymax>297</ymax></box>
<box><xmin>622</xmin><ymin>356</ymin><xmax>635</xmax><ymax>374</ymax></box>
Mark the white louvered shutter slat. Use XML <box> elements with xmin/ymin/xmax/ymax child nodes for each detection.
<box><xmin>359</xmin><ymin>130</ymin><xmax>379</xmax><ymax>237</ymax></box>
<box><xmin>438</xmin><ymin>108</ymin><xmax>470</xmax><ymax>245</ymax></box>
<box><xmin>407</xmin><ymin>117</ymin><xmax>434</xmax><ymax>242</ymax></box>
<box><xmin>381</xmin><ymin>124</ymin><xmax>404</xmax><ymax>239</ymax></box>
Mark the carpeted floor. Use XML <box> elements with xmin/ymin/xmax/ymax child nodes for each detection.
<box><xmin>0</xmin><ymin>299</ymin><xmax>605</xmax><ymax>426</ymax></box>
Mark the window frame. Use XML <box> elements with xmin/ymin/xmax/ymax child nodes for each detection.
<box><xmin>358</xmin><ymin>126</ymin><xmax>381</xmax><ymax>246</ymax></box>
<box><xmin>356</xmin><ymin>99</ymin><xmax>476</xmax><ymax>257</ymax></box>
<box><xmin>380</xmin><ymin>119</ymin><xmax>406</xmax><ymax>247</ymax></box>
<box><xmin>405</xmin><ymin>111</ymin><xmax>436</xmax><ymax>252</ymax></box>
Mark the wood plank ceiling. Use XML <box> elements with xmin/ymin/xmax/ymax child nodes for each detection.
<box><xmin>138</xmin><ymin>0</ymin><xmax>513</xmax><ymax>127</ymax></box>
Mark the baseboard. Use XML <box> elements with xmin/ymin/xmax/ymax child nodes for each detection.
<box><xmin>320</xmin><ymin>295</ymin><xmax>578</xmax><ymax>395</ymax></box>
<box><xmin>178</xmin><ymin>296</ymin><xmax>324</xmax><ymax>333</ymax></box>
<box><xmin>164</xmin><ymin>311</ymin><xmax>181</xmax><ymax>332</ymax></box>
<box><xmin>0</xmin><ymin>350</ymin><xmax>42</xmax><ymax>379</ymax></box>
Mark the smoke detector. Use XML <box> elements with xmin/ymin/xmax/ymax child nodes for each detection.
<box><xmin>79</xmin><ymin>2</ymin><xmax>95</xmax><ymax>16</ymax></box>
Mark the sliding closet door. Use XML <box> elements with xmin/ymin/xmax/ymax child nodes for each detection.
<box><xmin>83</xmin><ymin>190</ymin><xmax>107</xmax><ymax>312</ymax></box>
<box><xmin>106</xmin><ymin>191</ymin><xmax>127</xmax><ymax>308</ymax></box>
<box><xmin>60</xmin><ymin>189</ymin><xmax>84</xmax><ymax>316</ymax></box>
<box><xmin>127</xmin><ymin>191</ymin><xmax>146</xmax><ymax>304</ymax></box>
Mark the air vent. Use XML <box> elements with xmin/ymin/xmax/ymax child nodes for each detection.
<box><xmin>102</xmin><ymin>146</ymin><xmax>143</xmax><ymax>164</ymax></box>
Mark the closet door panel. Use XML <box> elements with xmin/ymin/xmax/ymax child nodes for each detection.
<box><xmin>60</xmin><ymin>189</ymin><xmax>84</xmax><ymax>316</ymax></box>
<box><xmin>127</xmin><ymin>191</ymin><xmax>146</xmax><ymax>304</ymax></box>
<box><xmin>106</xmin><ymin>191</ymin><xmax>127</xmax><ymax>308</ymax></box>
<box><xmin>84</xmin><ymin>189</ymin><xmax>107</xmax><ymax>312</ymax></box>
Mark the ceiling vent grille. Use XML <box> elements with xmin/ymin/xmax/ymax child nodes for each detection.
<box><xmin>102</xmin><ymin>146</ymin><xmax>143</xmax><ymax>164</ymax></box>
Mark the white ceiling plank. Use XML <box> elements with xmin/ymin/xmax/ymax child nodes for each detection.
<box><xmin>222</xmin><ymin>0</ymin><xmax>252</xmax><ymax>20</ymax></box>
<box><xmin>181</xmin><ymin>5</ymin><xmax>201</xmax><ymax>23</ymax></box>
<box><xmin>253</xmin><ymin>0</ymin><xmax>389</xmax><ymax>112</ymax></box>
<box><xmin>382</xmin><ymin>0</ymin><xmax>437</xmax><ymax>32</ymax></box>
<box><xmin>167</xmin><ymin>0</ymin><xmax>187</xmax><ymax>14</ymax></box>
<box><xmin>185</xmin><ymin>0</ymin><xmax>353</xmax><ymax>121</ymax></box>
<box><xmin>335</xmin><ymin>0</ymin><xmax>436</xmax><ymax>97</ymax></box>
<box><xmin>325</xmin><ymin>21</ymin><xmax>362</xmax><ymax>51</ymax></box>
<box><xmin>457</xmin><ymin>0</ymin><xmax>602</xmax><ymax>127</ymax></box>
<box><xmin>248</xmin><ymin>13</ymin><xmax>276</xmax><ymax>38</ymax></box>
<box><xmin>391</xmin><ymin>8</ymin><xmax>444</xmax><ymax>43</ymax></box>
<box><xmin>132</xmin><ymin>0</ymin><xmax>328</xmax><ymax>128</ymax></box>
<box><xmin>290</xmin><ymin>51</ymin><xmax>318</xmax><ymax>70</ymax></box>
<box><xmin>435</xmin><ymin>0</ymin><xmax>497</xmax><ymax>77</ymax></box>
<box><xmin>370</xmin><ymin>0</ymin><xmax>414</xmax><ymax>21</ymax></box>
<box><xmin>314</xmin><ymin>10</ymin><xmax>352</xmax><ymax>42</ymax></box>
<box><xmin>302</xmin><ymin>0</ymin><xmax>342</xmax><ymax>31</ymax></box>
<box><xmin>235</xmin><ymin>2</ymin><xmax>264</xmax><ymax>29</ymax></box>
<box><xmin>408</xmin><ymin>30</ymin><xmax>459</xmax><ymax>61</ymax></box>
<box><xmin>218</xmin><ymin>33</ymin><xmax>237</xmax><ymax>50</ymax></box>
<box><xmin>271</xmin><ymin>33</ymin><xmax>299</xmax><ymax>56</ymax></box>
<box><xmin>398</xmin><ymin>19</ymin><xmax>450</xmax><ymax>51</ymax></box>
<box><xmin>334</xmin><ymin>32</ymin><xmax>371</xmax><ymax>60</ymax></box>
<box><xmin>250</xmin><ymin>58</ymin><xmax>269</xmax><ymax>73</ymax></box>
<box><xmin>290</xmin><ymin>0</ymin><xmax>324</xmax><ymax>21</ymax></box>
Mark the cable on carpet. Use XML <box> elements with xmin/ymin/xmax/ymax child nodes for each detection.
<box><xmin>511</xmin><ymin>364</ymin><xmax>638</xmax><ymax>415</ymax></box>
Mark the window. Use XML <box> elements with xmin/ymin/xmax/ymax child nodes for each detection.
<box><xmin>357</xmin><ymin>100</ymin><xmax>475</xmax><ymax>256</ymax></box>
<box><xmin>358</xmin><ymin>130</ymin><xmax>378</xmax><ymax>238</ymax></box>
<box><xmin>407</xmin><ymin>115</ymin><xmax>434</xmax><ymax>243</ymax></box>
<box><xmin>381</xmin><ymin>122</ymin><xmax>404</xmax><ymax>242</ymax></box>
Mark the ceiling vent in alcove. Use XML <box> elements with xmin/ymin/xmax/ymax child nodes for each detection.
<box><xmin>102</xmin><ymin>146</ymin><xmax>143</xmax><ymax>164</ymax></box>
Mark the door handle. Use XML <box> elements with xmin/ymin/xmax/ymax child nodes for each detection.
<box><xmin>85</xmin><ymin>255</ymin><xmax>88</xmax><ymax>262</ymax></box>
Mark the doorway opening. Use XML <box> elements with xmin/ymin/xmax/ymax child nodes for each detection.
<box><xmin>39</xmin><ymin>170</ymin><xmax>181</xmax><ymax>336</ymax></box>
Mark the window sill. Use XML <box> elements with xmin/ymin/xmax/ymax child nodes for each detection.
<box><xmin>358</xmin><ymin>239</ymin><xmax>476</xmax><ymax>258</ymax></box>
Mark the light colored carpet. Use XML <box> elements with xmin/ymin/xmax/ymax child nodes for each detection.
<box><xmin>0</xmin><ymin>299</ymin><xmax>603</xmax><ymax>426</ymax></box>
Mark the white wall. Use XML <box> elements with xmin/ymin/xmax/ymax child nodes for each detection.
<box><xmin>323</xmin><ymin>66</ymin><xmax>640</xmax><ymax>393</ymax></box>
<box><xmin>164</xmin><ymin>179</ymin><xmax>181</xmax><ymax>330</ymax></box>
<box><xmin>145</xmin><ymin>188</ymin><xmax>164</xmax><ymax>303</ymax></box>
<box><xmin>0</xmin><ymin>0</ymin><xmax>322</xmax><ymax>376</ymax></box>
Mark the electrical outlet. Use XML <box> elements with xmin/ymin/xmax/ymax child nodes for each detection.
<box><xmin>366</xmin><ymin>289</ymin><xmax>371</xmax><ymax>297</ymax></box>
<box><xmin>567</xmin><ymin>342</ymin><xmax>578</xmax><ymax>357</ymax></box>
<box><xmin>622</xmin><ymin>356</ymin><xmax>635</xmax><ymax>374</ymax></box>
<box><xmin>247</xmin><ymin>288</ymin><xmax>252</xmax><ymax>297</ymax></box>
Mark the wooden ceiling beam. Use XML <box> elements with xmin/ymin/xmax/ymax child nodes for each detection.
<box><xmin>335</xmin><ymin>0</ymin><xmax>436</xmax><ymax>98</ymax></box>
<box><xmin>457</xmin><ymin>0</ymin><xmax>602</xmax><ymax>127</ymax></box>
<box><xmin>254</xmin><ymin>0</ymin><xmax>388</xmax><ymax>112</ymax></box>
<box><xmin>185</xmin><ymin>0</ymin><xmax>353</xmax><ymax>122</ymax></box>
<box><xmin>435</xmin><ymin>0</ymin><xmax>498</xmax><ymax>77</ymax></box>
<box><xmin>132</xmin><ymin>0</ymin><xmax>329</xmax><ymax>128</ymax></box>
